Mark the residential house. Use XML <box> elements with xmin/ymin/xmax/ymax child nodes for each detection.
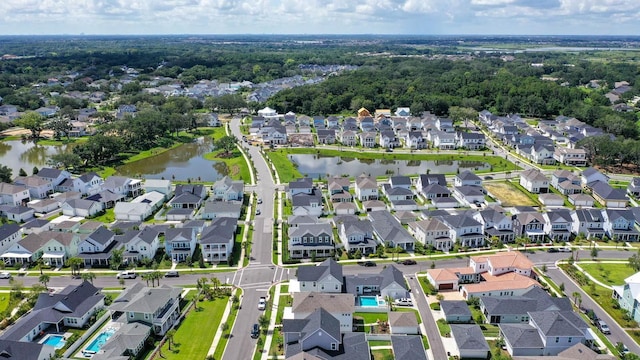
<box><xmin>102</xmin><ymin>176</ymin><xmax>142</xmax><ymax>198</ymax></box>
<box><xmin>119</xmin><ymin>228</ymin><xmax>160</xmax><ymax>264</ymax></box>
<box><xmin>500</xmin><ymin>311</ymin><xmax>590</xmax><ymax>356</ymax></box>
<box><xmin>408</xmin><ymin>218</ymin><xmax>453</xmax><ymax>251</ymax></box>
<box><xmin>61</xmin><ymin>199</ymin><xmax>102</xmax><ymax>218</ymax></box>
<box><xmin>480</xmin><ymin>286</ymin><xmax>571</xmax><ymax>325</ymax></box>
<box><xmin>86</xmin><ymin>190</ymin><xmax>126</xmax><ymax>210</ymax></box>
<box><xmin>450</xmin><ymin>325</ymin><xmax>490</xmax><ymax>360</ymax></box>
<box><xmin>288</xmin><ymin>292</ymin><xmax>355</xmax><ymax>332</ymax></box>
<box><xmin>283</xmin><ymin>309</ymin><xmax>370</xmax><ymax>360</ymax></box>
<box><xmin>473</xmin><ymin>208</ymin><xmax>515</xmax><ymax>244</ymax></box>
<box><xmin>92</xmin><ymin>322</ymin><xmax>151</xmax><ymax>360</ymax></box>
<box><xmin>339</xmin><ymin>129</ymin><xmax>357</xmax><ymax>146</ymax></box>
<box><xmin>590</xmin><ymin>181</ymin><xmax>628</xmax><ymax>208</ymax></box>
<box><xmin>354</xmin><ymin>175</ymin><xmax>378</xmax><ymax>201</ymax></box>
<box><xmin>2</xmin><ymin>231</ymin><xmax>82</xmax><ymax>266</ymax></box>
<box><xmin>454</xmin><ymin>170</ymin><xmax>482</xmax><ymax>187</ymax></box>
<box><xmin>520</xmin><ymin>169</ymin><xmax>549</xmax><ymax>194</ymax></box>
<box><xmin>294</xmin><ymin>258</ymin><xmax>344</xmax><ymax>293</ymax></box>
<box><xmin>328</xmin><ymin>177</ymin><xmax>351</xmax><ymax>203</ymax></box>
<box><xmin>109</xmin><ymin>283</ymin><xmax>182</xmax><ymax>335</ymax></box>
<box><xmin>358</xmin><ymin>131</ymin><xmax>376</xmax><ymax>148</ymax></box>
<box><xmin>456</xmin><ymin>132</ymin><xmax>486</xmax><ymax>150</ymax></box>
<box><xmin>142</xmin><ymin>179</ymin><xmax>172</xmax><ymax>198</ymax></box>
<box><xmin>164</xmin><ymin>228</ymin><xmax>196</xmax><ymax>262</ymax></box>
<box><xmin>289</xmin><ymin>178</ymin><xmax>314</xmax><ymax>197</ymax></box>
<box><xmin>78</xmin><ymin>226</ymin><xmax>119</xmax><ymax>267</ymax></box>
<box><xmin>0</xmin><ymin>282</ymin><xmax>104</xmax><ymax>344</ymax></box>
<box><xmin>581</xmin><ymin>167</ymin><xmax>609</xmax><ymax>187</ymax></box>
<box><xmin>554</xmin><ymin>147</ymin><xmax>587</xmax><ymax>166</ymax></box>
<box><xmin>379</xmin><ymin>130</ymin><xmax>399</xmax><ymax>148</ymax></box>
<box><xmin>538</xmin><ymin>193</ymin><xmax>564</xmax><ymax>207</ymax></box>
<box><xmin>0</xmin><ymin>340</ymin><xmax>55</xmax><ymax>360</ymax></box>
<box><xmin>344</xmin><ymin>265</ymin><xmax>409</xmax><ymax>299</ymax></box>
<box><xmin>388</xmin><ymin>312</ymin><xmax>420</xmax><ymax>335</ymax></box>
<box><xmin>416</xmin><ymin>174</ymin><xmax>447</xmax><ymax>190</ymax></box>
<box><xmin>212</xmin><ymin>176</ymin><xmax>244</xmax><ymax>201</ymax></box>
<box><xmin>0</xmin><ymin>205</ymin><xmax>34</xmax><ymax>222</ymax></box>
<box><xmin>529</xmin><ymin>143</ymin><xmax>556</xmax><ymax>165</ymax></box>
<box><xmin>382</xmin><ymin>184</ymin><xmax>413</xmax><ymax>202</ymax></box>
<box><xmin>453</xmin><ymin>186</ymin><xmax>485</xmax><ymax>207</ymax></box>
<box><xmin>114</xmin><ymin>202</ymin><xmax>153</xmax><ymax>222</ymax></box>
<box><xmin>76</xmin><ymin>172</ymin><xmax>104</xmax><ymax>196</ymax></box>
<box><xmin>432</xmin><ymin>131</ymin><xmax>456</xmax><ymax>149</ymax></box>
<box><xmin>438</xmin><ymin>214</ymin><xmax>485</xmax><ymax>248</ymax></box>
<box><xmin>513</xmin><ymin>212</ymin><xmax>546</xmax><ymax>242</ymax></box>
<box><xmin>568</xmin><ymin>193</ymin><xmax>595</xmax><ymax>208</ymax></box>
<box><xmin>130</xmin><ymin>191</ymin><xmax>165</xmax><ymax>212</ymax></box>
<box><xmin>200</xmin><ymin>201</ymin><xmax>242</xmax><ymax>220</ymax></box>
<box><xmin>22</xmin><ymin>219</ymin><xmax>51</xmax><ymax>235</ymax></box>
<box><xmin>368</xmin><ymin>210</ymin><xmax>415</xmax><ymax>250</ymax></box>
<box><xmin>602</xmin><ymin>209</ymin><xmax>639</xmax><ymax>242</ymax></box>
<box><xmin>170</xmin><ymin>192</ymin><xmax>203</xmax><ymax>210</ymax></box>
<box><xmin>628</xmin><ymin>177</ymin><xmax>640</xmax><ymax>197</ymax></box>
<box><xmin>544</xmin><ymin>210</ymin><xmax>573</xmax><ymax>242</ymax></box>
<box><xmin>13</xmin><ymin>176</ymin><xmax>53</xmax><ymax>199</ymax></box>
<box><xmin>288</xmin><ymin>223</ymin><xmax>334</xmax><ymax>259</ymax></box>
<box><xmin>27</xmin><ymin>198</ymin><xmax>59</xmax><ymax>214</ymax></box>
<box><xmin>551</xmin><ymin>170</ymin><xmax>582</xmax><ymax>195</ymax></box>
<box><xmin>391</xmin><ymin>336</ymin><xmax>427</xmax><ymax>360</ymax></box>
<box><xmin>35</xmin><ymin>168</ymin><xmax>71</xmax><ymax>187</ymax></box>
<box><xmin>437</xmin><ymin>118</ymin><xmax>454</xmax><ymax>132</ymax></box>
<box><xmin>339</xmin><ymin>218</ymin><xmax>377</xmax><ymax>255</ymax></box>
<box><xmin>316</xmin><ymin>129</ymin><xmax>336</xmax><ymax>144</ymax></box>
<box><xmin>200</xmin><ymin>217</ymin><xmax>237</xmax><ymax>263</ymax></box>
<box><xmin>292</xmin><ymin>191</ymin><xmax>323</xmax><ymax>217</ymax></box>
<box><xmin>420</xmin><ymin>183</ymin><xmax>451</xmax><ymax>201</ymax></box>
<box><xmin>174</xmin><ymin>184</ymin><xmax>207</xmax><ymax>199</ymax></box>
<box><xmin>613</xmin><ymin>271</ymin><xmax>640</xmax><ymax>323</ymax></box>
<box><xmin>440</xmin><ymin>300</ymin><xmax>473</xmax><ymax>323</ymax></box>
<box><xmin>116</xmin><ymin>104</ymin><xmax>137</xmax><ymax>119</ymax></box>
<box><xmin>0</xmin><ymin>223</ymin><xmax>21</xmax><ymax>256</ymax></box>
<box><xmin>0</xmin><ymin>183</ymin><xmax>31</xmax><ymax>206</ymax></box>
<box><xmin>395</xmin><ymin>107</ymin><xmax>411</xmax><ymax>117</ymax></box>
<box><xmin>406</xmin><ymin>131</ymin><xmax>426</xmax><ymax>149</ymax></box>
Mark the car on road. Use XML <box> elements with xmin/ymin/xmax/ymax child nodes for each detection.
<box><xmin>256</xmin><ymin>209</ymin><xmax>261</xmax><ymax>216</ymax></box>
<box><xmin>359</xmin><ymin>261</ymin><xmax>376</xmax><ymax>267</ymax></box>
<box><xmin>164</xmin><ymin>270</ymin><xmax>179</xmax><ymax>278</ymax></box>
<box><xmin>116</xmin><ymin>271</ymin><xmax>137</xmax><ymax>279</ymax></box>
<box><xmin>394</xmin><ymin>298</ymin><xmax>413</xmax><ymax>307</ymax></box>
<box><xmin>401</xmin><ymin>259</ymin><xmax>417</xmax><ymax>265</ymax></box>
<box><xmin>0</xmin><ymin>272</ymin><xmax>11</xmax><ymax>279</ymax></box>
<box><xmin>558</xmin><ymin>247</ymin><xmax>572</xmax><ymax>252</ymax></box>
<box><xmin>597</xmin><ymin>320</ymin><xmax>611</xmax><ymax>335</ymax></box>
<box><xmin>258</xmin><ymin>296</ymin><xmax>267</xmax><ymax>311</ymax></box>
<box><xmin>484</xmin><ymin>176</ymin><xmax>493</xmax><ymax>180</ymax></box>
<box><xmin>618</xmin><ymin>342</ymin><xmax>629</xmax><ymax>355</ymax></box>
<box><xmin>257</xmin><ymin>198</ymin><xmax>263</xmax><ymax>204</ymax></box>
<box><xmin>251</xmin><ymin>323</ymin><xmax>260</xmax><ymax>339</ymax></box>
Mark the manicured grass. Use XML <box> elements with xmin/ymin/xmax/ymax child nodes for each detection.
<box><xmin>579</xmin><ymin>262</ymin><xmax>634</xmax><ymax>286</ymax></box>
<box><xmin>436</xmin><ymin>319</ymin><xmax>451</xmax><ymax>337</ymax></box>
<box><xmin>0</xmin><ymin>294</ymin><xmax>10</xmax><ymax>314</ymax></box>
<box><xmin>264</xmin><ymin>151</ymin><xmax>302</xmax><ymax>184</ymax></box>
<box><xmin>354</xmin><ymin>312</ymin><xmax>388</xmax><ymax>324</ymax></box>
<box><xmin>368</xmin><ymin>340</ymin><xmax>391</xmax><ymax>347</ymax></box>
<box><xmin>213</xmin><ymin>289</ymin><xmax>242</xmax><ymax>360</ymax></box>
<box><xmin>37</xmin><ymin>137</ymin><xmax>89</xmax><ymax>146</ymax></box>
<box><xmin>90</xmin><ymin>208</ymin><xmax>115</xmax><ymax>224</ymax></box>
<box><xmin>203</xmin><ymin>149</ymin><xmax>251</xmax><ymax>182</ymax></box>
<box><xmin>484</xmin><ymin>180</ymin><xmax>537</xmax><ymax>207</ymax></box>
<box><xmin>161</xmin><ymin>296</ymin><xmax>229</xmax><ymax>359</ymax></box>
<box><xmin>371</xmin><ymin>349</ymin><xmax>393</xmax><ymax>359</ymax></box>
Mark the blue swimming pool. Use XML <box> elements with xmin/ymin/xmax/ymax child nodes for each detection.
<box><xmin>359</xmin><ymin>296</ymin><xmax>379</xmax><ymax>307</ymax></box>
<box><xmin>84</xmin><ymin>328</ymin><xmax>116</xmax><ymax>353</ymax></box>
<box><xmin>42</xmin><ymin>334</ymin><xmax>66</xmax><ymax>349</ymax></box>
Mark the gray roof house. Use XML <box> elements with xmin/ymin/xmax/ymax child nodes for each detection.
<box><xmin>200</xmin><ymin>201</ymin><xmax>242</xmax><ymax>220</ymax></box>
<box><xmin>295</xmin><ymin>258</ymin><xmax>344</xmax><ymax>293</ymax></box>
<box><xmin>455</xmin><ymin>170</ymin><xmax>482</xmax><ymax>187</ymax></box>
<box><xmin>480</xmin><ymin>286</ymin><xmax>572</xmax><ymax>324</ymax></box>
<box><xmin>391</xmin><ymin>335</ymin><xmax>428</xmax><ymax>360</ymax></box>
<box><xmin>345</xmin><ymin>265</ymin><xmax>408</xmax><ymax>299</ymax></box>
<box><xmin>212</xmin><ymin>176</ymin><xmax>244</xmax><ymax>201</ymax></box>
<box><xmin>92</xmin><ymin>322</ymin><xmax>151</xmax><ymax>360</ymax></box>
<box><xmin>288</xmin><ymin>223</ymin><xmax>334</xmax><ymax>259</ymax></box>
<box><xmin>440</xmin><ymin>300</ymin><xmax>473</xmax><ymax>323</ymax></box>
<box><xmin>388</xmin><ymin>311</ymin><xmax>420</xmax><ymax>335</ymax></box>
<box><xmin>368</xmin><ymin>210</ymin><xmax>415</xmax><ymax>251</ymax></box>
<box><xmin>78</xmin><ymin>226</ymin><xmax>120</xmax><ymax>267</ymax></box>
<box><xmin>0</xmin><ymin>340</ymin><xmax>55</xmax><ymax>360</ymax></box>
<box><xmin>200</xmin><ymin>217</ymin><xmax>237</xmax><ymax>263</ymax></box>
<box><xmin>109</xmin><ymin>282</ymin><xmax>182</xmax><ymax>335</ymax></box>
<box><xmin>450</xmin><ymin>324</ymin><xmax>490</xmax><ymax>360</ymax></box>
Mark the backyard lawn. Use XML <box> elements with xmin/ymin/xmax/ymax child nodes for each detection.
<box><xmin>484</xmin><ymin>180</ymin><xmax>538</xmax><ymax>207</ymax></box>
<box><xmin>579</xmin><ymin>262</ymin><xmax>634</xmax><ymax>286</ymax></box>
<box><xmin>161</xmin><ymin>296</ymin><xmax>229</xmax><ymax>359</ymax></box>
<box><xmin>354</xmin><ymin>312</ymin><xmax>389</xmax><ymax>324</ymax></box>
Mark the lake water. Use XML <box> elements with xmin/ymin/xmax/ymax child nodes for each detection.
<box><xmin>289</xmin><ymin>154</ymin><xmax>490</xmax><ymax>179</ymax></box>
<box><xmin>0</xmin><ymin>140</ymin><xmax>73</xmax><ymax>175</ymax></box>
<box><xmin>0</xmin><ymin>137</ymin><xmax>226</xmax><ymax>182</ymax></box>
<box><xmin>117</xmin><ymin>137</ymin><xmax>226</xmax><ymax>182</ymax></box>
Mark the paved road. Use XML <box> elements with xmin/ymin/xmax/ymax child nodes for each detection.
<box><xmin>546</xmin><ymin>265</ymin><xmax>640</xmax><ymax>355</ymax></box>
<box><xmin>407</xmin><ymin>275</ymin><xmax>447</xmax><ymax>359</ymax></box>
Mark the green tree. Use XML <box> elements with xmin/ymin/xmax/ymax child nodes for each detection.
<box><xmin>68</xmin><ymin>257</ymin><xmax>82</xmax><ymax>277</ymax></box>
<box><xmin>48</xmin><ymin>153</ymin><xmax>82</xmax><ymax>170</ymax></box>
<box><xmin>590</xmin><ymin>247</ymin><xmax>599</xmax><ymax>259</ymax></box>
<box><xmin>14</xmin><ymin>112</ymin><xmax>45</xmax><ymax>139</ymax></box>
<box><xmin>214</xmin><ymin>135</ymin><xmax>238</xmax><ymax>157</ymax></box>
<box><xmin>166</xmin><ymin>329</ymin><xmax>176</xmax><ymax>351</ymax></box>
<box><xmin>559</xmin><ymin>282</ymin><xmax>565</xmax><ymax>293</ymax></box>
<box><xmin>110</xmin><ymin>248</ymin><xmax>124</xmax><ymax>270</ymax></box>
<box><xmin>46</xmin><ymin>118</ymin><xmax>72</xmax><ymax>139</ymax></box>
<box><xmin>81</xmin><ymin>272</ymin><xmax>96</xmax><ymax>284</ymax></box>
<box><xmin>0</xmin><ymin>165</ymin><xmax>12</xmax><ymax>183</ymax></box>
<box><xmin>205</xmin><ymin>94</ymin><xmax>246</xmax><ymax>115</ymax></box>
<box><xmin>258</xmin><ymin>315</ymin><xmax>270</xmax><ymax>331</ymax></box>
<box><xmin>628</xmin><ymin>249</ymin><xmax>640</xmax><ymax>272</ymax></box>
<box><xmin>18</xmin><ymin>168</ymin><xmax>27</xmax><ymax>177</ymax></box>
<box><xmin>38</xmin><ymin>274</ymin><xmax>50</xmax><ymax>288</ymax></box>
<box><xmin>32</xmin><ymin>166</ymin><xmax>39</xmax><ymax>175</ymax></box>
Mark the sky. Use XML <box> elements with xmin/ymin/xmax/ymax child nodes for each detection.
<box><xmin>0</xmin><ymin>0</ymin><xmax>639</xmax><ymax>36</ymax></box>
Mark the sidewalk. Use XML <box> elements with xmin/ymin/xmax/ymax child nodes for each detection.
<box><xmin>260</xmin><ymin>283</ymin><xmax>282</xmax><ymax>360</ymax></box>
<box><xmin>206</xmin><ymin>289</ymin><xmax>238</xmax><ymax>357</ymax></box>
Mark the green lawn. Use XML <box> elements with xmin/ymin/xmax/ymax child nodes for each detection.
<box><xmin>203</xmin><ymin>149</ymin><xmax>251</xmax><ymax>182</ymax></box>
<box><xmin>264</xmin><ymin>151</ymin><xmax>302</xmax><ymax>184</ymax></box>
<box><xmin>213</xmin><ymin>289</ymin><xmax>242</xmax><ymax>360</ymax></box>
<box><xmin>579</xmin><ymin>263</ymin><xmax>634</xmax><ymax>286</ymax></box>
<box><xmin>90</xmin><ymin>208</ymin><xmax>115</xmax><ymax>224</ymax></box>
<box><xmin>368</xmin><ymin>340</ymin><xmax>391</xmax><ymax>347</ymax></box>
<box><xmin>161</xmin><ymin>296</ymin><xmax>229</xmax><ymax>359</ymax></box>
<box><xmin>354</xmin><ymin>312</ymin><xmax>389</xmax><ymax>324</ymax></box>
<box><xmin>436</xmin><ymin>319</ymin><xmax>451</xmax><ymax>337</ymax></box>
<box><xmin>371</xmin><ymin>349</ymin><xmax>393</xmax><ymax>359</ymax></box>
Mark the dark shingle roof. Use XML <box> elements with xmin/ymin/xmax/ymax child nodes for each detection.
<box><xmin>450</xmin><ymin>324</ymin><xmax>490</xmax><ymax>352</ymax></box>
<box><xmin>391</xmin><ymin>335</ymin><xmax>427</xmax><ymax>360</ymax></box>
<box><xmin>297</xmin><ymin>258</ymin><xmax>343</xmax><ymax>283</ymax></box>
<box><xmin>499</xmin><ymin>323</ymin><xmax>544</xmax><ymax>349</ymax></box>
<box><xmin>0</xmin><ymin>224</ymin><xmax>20</xmax><ymax>239</ymax></box>
<box><xmin>440</xmin><ymin>300</ymin><xmax>472</xmax><ymax>317</ymax></box>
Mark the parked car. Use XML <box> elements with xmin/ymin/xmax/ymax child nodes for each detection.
<box><xmin>164</xmin><ymin>270</ymin><xmax>179</xmax><ymax>278</ymax></box>
<box><xmin>257</xmin><ymin>198</ymin><xmax>263</xmax><ymax>204</ymax></box>
<box><xmin>618</xmin><ymin>342</ymin><xmax>629</xmax><ymax>355</ymax></box>
<box><xmin>597</xmin><ymin>320</ymin><xmax>611</xmax><ymax>335</ymax></box>
<box><xmin>256</xmin><ymin>209</ymin><xmax>261</xmax><ymax>215</ymax></box>
<box><xmin>402</xmin><ymin>259</ymin><xmax>417</xmax><ymax>265</ymax></box>
<box><xmin>251</xmin><ymin>323</ymin><xmax>260</xmax><ymax>339</ymax></box>
<box><xmin>116</xmin><ymin>271</ymin><xmax>137</xmax><ymax>279</ymax></box>
<box><xmin>394</xmin><ymin>298</ymin><xmax>413</xmax><ymax>307</ymax></box>
<box><xmin>258</xmin><ymin>296</ymin><xmax>267</xmax><ymax>311</ymax></box>
<box><xmin>0</xmin><ymin>272</ymin><xmax>11</xmax><ymax>279</ymax></box>
<box><xmin>547</xmin><ymin>247</ymin><xmax>559</xmax><ymax>253</ymax></box>
<box><xmin>558</xmin><ymin>247</ymin><xmax>572</xmax><ymax>252</ymax></box>
<box><xmin>359</xmin><ymin>261</ymin><xmax>376</xmax><ymax>267</ymax></box>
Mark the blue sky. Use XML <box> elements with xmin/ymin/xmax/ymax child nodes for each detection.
<box><xmin>0</xmin><ymin>0</ymin><xmax>638</xmax><ymax>35</ymax></box>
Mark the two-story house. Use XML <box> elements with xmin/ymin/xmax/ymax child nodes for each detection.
<box><xmin>102</xmin><ymin>176</ymin><xmax>142</xmax><ymax>198</ymax></box>
<box><xmin>519</xmin><ymin>169</ymin><xmax>549</xmax><ymax>194</ymax></box>
<box><xmin>78</xmin><ymin>226</ymin><xmax>119</xmax><ymax>267</ymax></box>
<box><xmin>287</xmin><ymin>293</ymin><xmax>355</xmax><ymax>332</ymax></box>
<box><xmin>407</xmin><ymin>218</ymin><xmax>453</xmax><ymax>251</ymax></box>
<box><xmin>76</xmin><ymin>172</ymin><xmax>104</xmax><ymax>196</ymax></box>
<box><xmin>294</xmin><ymin>258</ymin><xmax>343</xmax><ymax>293</ymax></box>
<box><xmin>212</xmin><ymin>176</ymin><xmax>244</xmax><ymax>201</ymax></box>
<box><xmin>456</xmin><ymin>132</ymin><xmax>486</xmax><ymax>150</ymax></box>
<box><xmin>119</xmin><ymin>228</ymin><xmax>160</xmax><ymax>264</ymax></box>
<box><xmin>438</xmin><ymin>214</ymin><xmax>485</xmax><ymax>248</ymax></box>
<box><xmin>454</xmin><ymin>170</ymin><xmax>482</xmax><ymax>187</ymax></box>
<box><xmin>35</xmin><ymin>167</ymin><xmax>71</xmax><ymax>188</ymax></box>
<box><xmin>288</xmin><ymin>223</ymin><xmax>334</xmax><ymax>259</ymax></box>
<box><xmin>512</xmin><ymin>212</ymin><xmax>546</xmax><ymax>242</ymax></box>
<box><xmin>164</xmin><ymin>228</ymin><xmax>197</xmax><ymax>263</ymax></box>
<box><xmin>339</xmin><ymin>218</ymin><xmax>376</xmax><ymax>255</ymax></box>
<box><xmin>571</xmin><ymin>209</ymin><xmax>605</xmax><ymax>239</ymax></box>
<box><xmin>0</xmin><ymin>223</ymin><xmax>21</xmax><ymax>255</ymax></box>
<box><xmin>368</xmin><ymin>210</ymin><xmax>415</xmax><ymax>251</ymax></box>
<box><xmin>473</xmin><ymin>209</ymin><xmax>515</xmax><ymax>244</ymax></box>
<box><xmin>551</xmin><ymin>170</ymin><xmax>582</xmax><ymax>195</ymax></box>
<box><xmin>13</xmin><ymin>176</ymin><xmax>53</xmax><ymax>199</ymax></box>
<box><xmin>200</xmin><ymin>217</ymin><xmax>237</xmax><ymax>263</ymax></box>
<box><xmin>358</xmin><ymin>131</ymin><xmax>377</xmax><ymax>148</ymax></box>
<box><xmin>432</xmin><ymin>131</ymin><xmax>456</xmax><ymax>149</ymax></box>
<box><xmin>354</xmin><ymin>175</ymin><xmax>378</xmax><ymax>201</ymax></box>
<box><xmin>0</xmin><ymin>183</ymin><xmax>31</xmax><ymax>206</ymax></box>
<box><xmin>602</xmin><ymin>209</ymin><xmax>639</xmax><ymax>242</ymax></box>
<box><xmin>590</xmin><ymin>181</ymin><xmax>628</xmax><ymax>208</ymax></box>
<box><xmin>553</xmin><ymin>147</ymin><xmax>587</xmax><ymax>166</ymax></box>
<box><xmin>543</xmin><ymin>209</ymin><xmax>573</xmax><ymax>242</ymax></box>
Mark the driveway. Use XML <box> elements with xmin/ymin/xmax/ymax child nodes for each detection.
<box><xmin>407</xmin><ymin>275</ymin><xmax>448</xmax><ymax>360</ymax></box>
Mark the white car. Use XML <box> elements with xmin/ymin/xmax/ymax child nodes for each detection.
<box><xmin>258</xmin><ymin>296</ymin><xmax>267</xmax><ymax>310</ymax></box>
<box><xmin>116</xmin><ymin>271</ymin><xmax>137</xmax><ymax>279</ymax></box>
<box><xmin>394</xmin><ymin>298</ymin><xmax>413</xmax><ymax>307</ymax></box>
<box><xmin>0</xmin><ymin>272</ymin><xmax>11</xmax><ymax>279</ymax></box>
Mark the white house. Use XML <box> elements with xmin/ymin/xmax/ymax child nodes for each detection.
<box><xmin>165</xmin><ymin>228</ymin><xmax>196</xmax><ymax>262</ymax></box>
<box><xmin>354</xmin><ymin>175</ymin><xmax>378</xmax><ymax>201</ymax></box>
<box><xmin>0</xmin><ymin>183</ymin><xmax>31</xmax><ymax>206</ymax></box>
<box><xmin>200</xmin><ymin>217</ymin><xmax>237</xmax><ymax>263</ymax></box>
<box><xmin>519</xmin><ymin>169</ymin><xmax>549</xmax><ymax>194</ymax></box>
<box><xmin>142</xmin><ymin>179</ymin><xmax>173</xmax><ymax>198</ymax></box>
<box><xmin>13</xmin><ymin>176</ymin><xmax>54</xmax><ymax>199</ymax></box>
<box><xmin>114</xmin><ymin>202</ymin><xmax>152</xmax><ymax>222</ymax></box>
<box><xmin>61</xmin><ymin>199</ymin><xmax>102</xmax><ymax>218</ymax></box>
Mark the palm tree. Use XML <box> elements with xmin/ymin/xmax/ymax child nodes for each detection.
<box><xmin>258</xmin><ymin>315</ymin><xmax>270</xmax><ymax>332</ymax></box>
<box><xmin>211</xmin><ymin>277</ymin><xmax>221</xmax><ymax>291</ymax></box>
<box><xmin>142</xmin><ymin>273</ymin><xmax>151</xmax><ymax>286</ymax></box>
<box><xmin>81</xmin><ymin>272</ymin><xmax>96</xmax><ymax>284</ymax></box>
<box><xmin>571</xmin><ymin>291</ymin><xmax>580</xmax><ymax>306</ymax></box>
<box><xmin>39</xmin><ymin>274</ymin><xmax>50</xmax><ymax>288</ymax></box>
<box><xmin>166</xmin><ymin>329</ymin><xmax>176</xmax><ymax>351</ymax></box>
<box><xmin>68</xmin><ymin>257</ymin><xmax>82</xmax><ymax>277</ymax></box>
<box><xmin>35</xmin><ymin>258</ymin><xmax>45</xmax><ymax>275</ymax></box>
<box><xmin>385</xmin><ymin>295</ymin><xmax>394</xmax><ymax>312</ymax></box>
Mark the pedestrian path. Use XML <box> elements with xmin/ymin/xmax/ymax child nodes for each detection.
<box><xmin>260</xmin><ymin>283</ymin><xmax>282</xmax><ymax>360</ymax></box>
<box><xmin>207</xmin><ymin>288</ymin><xmax>238</xmax><ymax>357</ymax></box>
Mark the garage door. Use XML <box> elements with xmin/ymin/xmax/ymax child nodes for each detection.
<box><xmin>439</xmin><ymin>283</ymin><xmax>454</xmax><ymax>290</ymax></box>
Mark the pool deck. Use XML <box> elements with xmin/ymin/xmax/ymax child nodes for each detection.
<box><xmin>38</xmin><ymin>332</ymin><xmax>72</xmax><ymax>349</ymax></box>
<box><xmin>73</xmin><ymin>320</ymin><xmax>122</xmax><ymax>359</ymax></box>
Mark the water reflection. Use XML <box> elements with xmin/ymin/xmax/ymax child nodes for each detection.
<box><xmin>0</xmin><ymin>140</ymin><xmax>73</xmax><ymax>175</ymax></box>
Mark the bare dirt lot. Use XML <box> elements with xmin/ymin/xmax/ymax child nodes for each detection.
<box><xmin>484</xmin><ymin>181</ymin><xmax>537</xmax><ymax>207</ymax></box>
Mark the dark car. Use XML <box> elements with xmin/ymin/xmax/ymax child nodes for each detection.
<box><xmin>402</xmin><ymin>259</ymin><xmax>417</xmax><ymax>265</ymax></box>
<box><xmin>164</xmin><ymin>270</ymin><xmax>179</xmax><ymax>278</ymax></box>
<box><xmin>547</xmin><ymin>248</ymin><xmax>559</xmax><ymax>253</ymax></box>
<box><xmin>251</xmin><ymin>324</ymin><xmax>260</xmax><ymax>339</ymax></box>
<box><xmin>362</xmin><ymin>261</ymin><xmax>376</xmax><ymax>267</ymax></box>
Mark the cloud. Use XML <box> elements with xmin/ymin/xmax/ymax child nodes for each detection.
<box><xmin>0</xmin><ymin>0</ymin><xmax>637</xmax><ymax>34</ymax></box>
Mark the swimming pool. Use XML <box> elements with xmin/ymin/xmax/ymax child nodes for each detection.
<box><xmin>41</xmin><ymin>334</ymin><xmax>66</xmax><ymax>349</ymax></box>
<box><xmin>84</xmin><ymin>328</ymin><xmax>116</xmax><ymax>353</ymax></box>
<box><xmin>359</xmin><ymin>296</ymin><xmax>380</xmax><ymax>307</ymax></box>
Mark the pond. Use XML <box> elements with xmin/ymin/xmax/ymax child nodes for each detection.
<box><xmin>116</xmin><ymin>136</ymin><xmax>226</xmax><ymax>182</ymax></box>
<box><xmin>0</xmin><ymin>140</ymin><xmax>73</xmax><ymax>175</ymax></box>
<box><xmin>289</xmin><ymin>154</ymin><xmax>490</xmax><ymax>179</ymax></box>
